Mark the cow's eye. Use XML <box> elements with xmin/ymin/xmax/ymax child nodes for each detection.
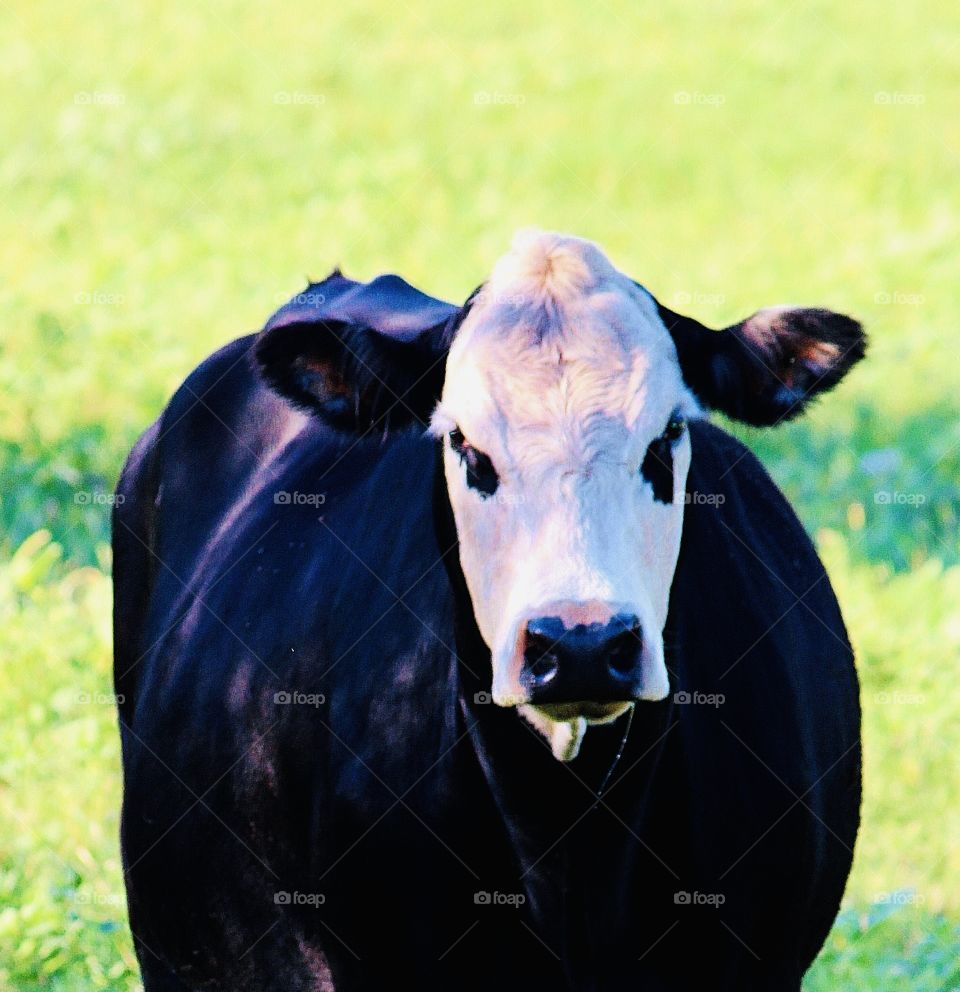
<box><xmin>661</xmin><ymin>412</ymin><xmax>687</xmax><ymax>443</ymax></box>
<box><xmin>449</xmin><ymin>428</ymin><xmax>499</xmax><ymax>498</ymax></box>
<box><xmin>640</xmin><ymin>411</ymin><xmax>685</xmax><ymax>505</ymax></box>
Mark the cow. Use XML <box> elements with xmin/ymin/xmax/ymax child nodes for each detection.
<box><xmin>113</xmin><ymin>229</ymin><xmax>864</xmax><ymax>991</ymax></box>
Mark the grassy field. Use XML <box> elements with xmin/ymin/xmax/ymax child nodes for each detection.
<box><xmin>1</xmin><ymin>0</ymin><xmax>958</xmax><ymax>987</ymax></box>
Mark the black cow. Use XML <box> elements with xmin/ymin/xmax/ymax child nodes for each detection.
<box><xmin>113</xmin><ymin>231</ymin><xmax>863</xmax><ymax>991</ymax></box>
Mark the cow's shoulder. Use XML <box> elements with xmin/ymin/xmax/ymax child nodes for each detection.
<box><xmin>686</xmin><ymin>418</ymin><xmax>785</xmax><ymax>497</ymax></box>
<box><xmin>678</xmin><ymin>417</ymin><xmax>853</xmax><ymax>667</ymax></box>
<box><xmin>685</xmin><ymin>417</ymin><xmax>819</xmax><ymax>560</ymax></box>
<box><xmin>158</xmin><ymin>333</ymin><xmax>299</xmax><ymax>461</ymax></box>
<box><xmin>146</xmin><ymin>336</ymin><xmax>312</xmax><ymax>574</ymax></box>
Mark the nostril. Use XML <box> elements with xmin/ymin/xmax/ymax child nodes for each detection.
<box><xmin>524</xmin><ymin>632</ymin><xmax>560</xmax><ymax>687</ymax></box>
<box><xmin>607</xmin><ymin>626</ymin><xmax>642</xmax><ymax>677</ymax></box>
<box><xmin>530</xmin><ymin>654</ymin><xmax>559</xmax><ymax>685</ymax></box>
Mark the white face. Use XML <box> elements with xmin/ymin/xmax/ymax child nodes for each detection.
<box><xmin>431</xmin><ymin>231</ymin><xmax>699</xmax><ymax>759</ymax></box>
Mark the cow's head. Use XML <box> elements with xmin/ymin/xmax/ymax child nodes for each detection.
<box><xmin>256</xmin><ymin>230</ymin><xmax>865</xmax><ymax>760</ymax></box>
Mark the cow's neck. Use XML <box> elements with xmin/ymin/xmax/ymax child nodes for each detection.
<box><xmin>431</xmin><ymin>438</ymin><xmax>664</xmax><ymax>803</ymax></box>
<box><xmin>432</xmin><ymin>439</ymin><xmax>676</xmax><ymax>965</ymax></box>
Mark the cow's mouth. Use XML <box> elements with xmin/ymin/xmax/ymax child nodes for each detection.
<box><xmin>533</xmin><ymin>700</ymin><xmax>633</xmax><ymax>724</ymax></box>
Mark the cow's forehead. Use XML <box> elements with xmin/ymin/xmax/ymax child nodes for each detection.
<box><xmin>438</xmin><ymin>231</ymin><xmax>685</xmax><ymax>440</ymax></box>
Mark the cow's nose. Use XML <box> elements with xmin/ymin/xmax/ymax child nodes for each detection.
<box><xmin>520</xmin><ymin>613</ymin><xmax>644</xmax><ymax>704</ymax></box>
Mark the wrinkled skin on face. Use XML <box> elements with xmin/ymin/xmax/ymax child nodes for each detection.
<box><xmin>431</xmin><ymin>232</ymin><xmax>699</xmax><ymax>758</ymax></box>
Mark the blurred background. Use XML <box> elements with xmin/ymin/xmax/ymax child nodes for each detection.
<box><xmin>1</xmin><ymin>0</ymin><xmax>958</xmax><ymax>988</ymax></box>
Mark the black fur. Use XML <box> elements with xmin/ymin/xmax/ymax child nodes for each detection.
<box><xmin>655</xmin><ymin>299</ymin><xmax>866</xmax><ymax>426</ymax></box>
<box><xmin>253</xmin><ymin>271</ymin><xmax>457</xmax><ymax>430</ymax></box>
<box><xmin>114</xmin><ymin>272</ymin><xmax>863</xmax><ymax>991</ymax></box>
<box><xmin>640</xmin><ymin>437</ymin><xmax>676</xmax><ymax>504</ymax></box>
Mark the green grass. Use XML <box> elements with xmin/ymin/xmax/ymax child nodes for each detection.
<box><xmin>1</xmin><ymin>0</ymin><xmax>958</xmax><ymax>987</ymax></box>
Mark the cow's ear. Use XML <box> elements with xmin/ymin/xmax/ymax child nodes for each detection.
<box><xmin>254</xmin><ymin>272</ymin><xmax>457</xmax><ymax>432</ymax></box>
<box><xmin>656</xmin><ymin>301</ymin><xmax>866</xmax><ymax>426</ymax></box>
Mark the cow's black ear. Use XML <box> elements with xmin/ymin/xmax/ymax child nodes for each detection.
<box><xmin>254</xmin><ymin>271</ymin><xmax>458</xmax><ymax>432</ymax></box>
<box><xmin>656</xmin><ymin>301</ymin><xmax>866</xmax><ymax>426</ymax></box>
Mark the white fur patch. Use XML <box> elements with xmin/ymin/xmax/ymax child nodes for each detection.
<box><xmin>437</xmin><ymin>230</ymin><xmax>696</xmax><ymax>759</ymax></box>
